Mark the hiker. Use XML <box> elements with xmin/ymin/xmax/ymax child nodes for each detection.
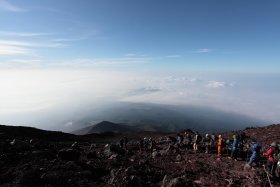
<box><xmin>150</xmin><ymin>138</ymin><xmax>156</xmax><ymax>154</ymax></box>
<box><xmin>275</xmin><ymin>145</ymin><xmax>280</xmax><ymax>178</ymax></box>
<box><xmin>217</xmin><ymin>135</ymin><xmax>223</xmax><ymax>159</ymax></box>
<box><xmin>264</xmin><ymin>142</ymin><xmax>278</xmax><ymax>175</ymax></box>
<box><xmin>124</xmin><ymin>136</ymin><xmax>128</xmax><ymax>150</ymax></box>
<box><xmin>230</xmin><ymin>135</ymin><xmax>239</xmax><ymax>160</ymax></box>
<box><xmin>210</xmin><ymin>134</ymin><xmax>216</xmax><ymax>152</ymax></box>
<box><xmin>119</xmin><ymin>138</ymin><xmax>124</xmax><ymax>149</ymax></box>
<box><xmin>176</xmin><ymin>133</ymin><xmax>184</xmax><ymax>148</ymax></box>
<box><xmin>139</xmin><ymin>138</ymin><xmax>144</xmax><ymax>152</ymax></box>
<box><xmin>203</xmin><ymin>134</ymin><xmax>211</xmax><ymax>153</ymax></box>
<box><xmin>144</xmin><ymin>137</ymin><xmax>149</xmax><ymax>151</ymax></box>
<box><xmin>246</xmin><ymin>140</ymin><xmax>261</xmax><ymax>169</ymax></box>
<box><xmin>184</xmin><ymin>132</ymin><xmax>192</xmax><ymax>149</ymax></box>
<box><xmin>193</xmin><ymin>131</ymin><xmax>202</xmax><ymax>152</ymax></box>
<box><xmin>168</xmin><ymin>136</ymin><xmax>177</xmax><ymax>145</ymax></box>
<box><xmin>239</xmin><ymin>132</ymin><xmax>247</xmax><ymax>144</ymax></box>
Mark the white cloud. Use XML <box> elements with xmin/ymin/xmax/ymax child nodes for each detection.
<box><xmin>193</xmin><ymin>48</ymin><xmax>215</xmax><ymax>53</ymax></box>
<box><xmin>0</xmin><ymin>31</ymin><xmax>50</xmax><ymax>37</ymax></box>
<box><xmin>206</xmin><ymin>81</ymin><xmax>226</xmax><ymax>88</ymax></box>
<box><xmin>0</xmin><ymin>0</ymin><xmax>26</xmax><ymax>12</ymax></box>
<box><xmin>0</xmin><ymin>45</ymin><xmax>31</xmax><ymax>55</ymax></box>
<box><xmin>50</xmin><ymin>57</ymin><xmax>150</xmax><ymax>67</ymax></box>
<box><xmin>0</xmin><ymin>40</ymin><xmax>33</xmax><ymax>47</ymax></box>
<box><xmin>0</xmin><ymin>39</ymin><xmax>66</xmax><ymax>56</ymax></box>
<box><xmin>124</xmin><ymin>53</ymin><xmax>137</xmax><ymax>57</ymax></box>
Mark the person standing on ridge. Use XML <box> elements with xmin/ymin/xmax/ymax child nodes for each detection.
<box><xmin>177</xmin><ymin>133</ymin><xmax>184</xmax><ymax>148</ymax></box>
<box><xmin>193</xmin><ymin>131</ymin><xmax>201</xmax><ymax>152</ymax></box>
<box><xmin>139</xmin><ymin>138</ymin><xmax>144</xmax><ymax>153</ymax></box>
<box><xmin>119</xmin><ymin>138</ymin><xmax>124</xmax><ymax>149</ymax></box>
<box><xmin>245</xmin><ymin>140</ymin><xmax>261</xmax><ymax>169</ymax></box>
<box><xmin>203</xmin><ymin>134</ymin><xmax>211</xmax><ymax>154</ymax></box>
<box><xmin>124</xmin><ymin>136</ymin><xmax>128</xmax><ymax>150</ymax></box>
<box><xmin>185</xmin><ymin>132</ymin><xmax>192</xmax><ymax>149</ymax></box>
<box><xmin>264</xmin><ymin>142</ymin><xmax>278</xmax><ymax>175</ymax></box>
<box><xmin>217</xmin><ymin>135</ymin><xmax>223</xmax><ymax>160</ymax></box>
<box><xmin>230</xmin><ymin>134</ymin><xmax>239</xmax><ymax>160</ymax></box>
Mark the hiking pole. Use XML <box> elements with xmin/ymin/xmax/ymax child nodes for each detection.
<box><xmin>271</xmin><ymin>164</ymin><xmax>275</xmax><ymax>176</ymax></box>
<box><xmin>263</xmin><ymin>165</ymin><xmax>273</xmax><ymax>187</ymax></box>
<box><xmin>246</xmin><ymin>149</ymin><xmax>250</xmax><ymax>162</ymax></box>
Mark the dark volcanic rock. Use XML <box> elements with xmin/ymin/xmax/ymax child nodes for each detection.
<box><xmin>1</xmin><ymin>123</ymin><xmax>280</xmax><ymax>187</ymax></box>
<box><xmin>164</xmin><ymin>176</ymin><xmax>197</xmax><ymax>187</ymax></box>
<box><xmin>10</xmin><ymin>139</ymin><xmax>31</xmax><ymax>152</ymax></box>
<box><xmin>123</xmin><ymin>175</ymin><xmax>144</xmax><ymax>187</ymax></box>
<box><xmin>103</xmin><ymin>144</ymin><xmax>126</xmax><ymax>156</ymax></box>
<box><xmin>58</xmin><ymin>148</ymin><xmax>81</xmax><ymax>161</ymax></box>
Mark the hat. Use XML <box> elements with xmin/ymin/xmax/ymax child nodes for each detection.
<box><xmin>271</xmin><ymin>142</ymin><xmax>277</xmax><ymax>147</ymax></box>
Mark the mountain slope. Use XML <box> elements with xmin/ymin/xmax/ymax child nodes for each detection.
<box><xmin>72</xmin><ymin>121</ymin><xmax>140</xmax><ymax>135</ymax></box>
<box><xmin>67</xmin><ymin>102</ymin><xmax>266</xmax><ymax>133</ymax></box>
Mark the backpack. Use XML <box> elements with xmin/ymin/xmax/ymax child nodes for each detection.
<box><xmin>251</xmin><ymin>143</ymin><xmax>261</xmax><ymax>153</ymax></box>
<box><xmin>196</xmin><ymin>134</ymin><xmax>202</xmax><ymax>142</ymax></box>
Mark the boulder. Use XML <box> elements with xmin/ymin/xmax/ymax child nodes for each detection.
<box><xmin>152</xmin><ymin>151</ymin><xmax>161</xmax><ymax>159</ymax></box>
<box><xmin>123</xmin><ymin>175</ymin><xmax>144</xmax><ymax>187</ymax></box>
<box><xmin>87</xmin><ymin>151</ymin><xmax>97</xmax><ymax>159</ymax></box>
<box><xmin>164</xmin><ymin>176</ymin><xmax>196</xmax><ymax>187</ymax></box>
<box><xmin>10</xmin><ymin>139</ymin><xmax>31</xmax><ymax>152</ymax></box>
<box><xmin>125</xmin><ymin>166</ymin><xmax>138</xmax><ymax>175</ymax></box>
<box><xmin>58</xmin><ymin>149</ymin><xmax>81</xmax><ymax>161</ymax></box>
<box><xmin>104</xmin><ymin>144</ymin><xmax>125</xmax><ymax>157</ymax></box>
<box><xmin>176</xmin><ymin>154</ymin><xmax>182</xmax><ymax>162</ymax></box>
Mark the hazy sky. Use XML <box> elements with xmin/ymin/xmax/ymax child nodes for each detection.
<box><xmin>0</xmin><ymin>0</ymin><xmax>280</xmax><ymax>129</ymax></box>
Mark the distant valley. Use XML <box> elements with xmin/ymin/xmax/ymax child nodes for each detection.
<box><xmin>63</xmin><ymin>102</ymin><xmax>266</xmax><ymax>133</ymax></box>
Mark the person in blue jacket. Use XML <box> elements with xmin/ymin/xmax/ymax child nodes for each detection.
<box><xmin>230</xmin><ymin>134</ymin><xmax>239</xmax><ymax>160</ymax></box>
<box><xmin>246</xmin><ymin>139</ymin><xmax>261</xmax><ymax>168</ymax></box>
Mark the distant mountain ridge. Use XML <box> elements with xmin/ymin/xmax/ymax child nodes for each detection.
<box><xmin>66</xmin><ymin>102</ymin><xmax>266</xmax><ymax>133</ymax></box>
<box><xmin>72</xmin><ymin>121</ymin><xmax>141</xmax><ymax>135</ymax></box>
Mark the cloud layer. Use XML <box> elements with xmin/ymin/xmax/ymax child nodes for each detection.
<box><xmin>0</xmin><ymin>69</ymin><xmax>279</xmax><ymax>129</ymax></box>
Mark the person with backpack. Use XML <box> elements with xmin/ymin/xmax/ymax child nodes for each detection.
<box><xmin>168</xmin><ymin>136</ymin><xmax>177</xmax><ymax>145</ymax></box>
<box><xmin>217</xmin><ymin>135</ymin><xmax>223</xmax><ymax>160</ymax></box>
<box><xmin>139</xmin><ymin>138</ymin><xmax>144</xmax><ymax>153</ymax></box>
<box><xmin>230</xmin><ymin>134</ymin><xmax>239</xmax><ymax>160</ymax></box>
<box><xmin>203</xmin><ymin>134</ymin><xmax>211</xmax><ymax>154</ymax></box>
<box><xmin>275</xmin><ymin>145</ymin><xmax>280</xmax><ymax>178</ymax></box>
<box><xmin>210</xmin><ymin>134</ymin><xmax>216</xmax><ymax>152</ymax></box>
<box><xmin>193</xmin><ymin>131</ymin><xmax>201</xmax><ymax>152</ymax></box>
<box><xmin>176</xmin><ymin>133</ymin><xmax>184</xmax><ymax>148</ymax></box>
<box><xmin>264</xmin><ymin>142</ymin><xmax>278</xmax><ymax>175</ymax></box>
<box><xmin>184</xmin><ymin>132</ymin><xmax>192</xmax><ymax>149</ymax></box>
<box><xmin>119</xmin><ymin>138</ymin><xmax>124</xmax><ymax>149</ymax></box>
<box><xmin>144</xmin><ymin>137</ymin><xmax>149</xmax><ymax>151</ymax></box>
<box><xmin>124</xmin><ymin>136</ymin><xmax>128</xmax><ymax>150</ymax></box>
<box><xmin>246</xmin><ymin>140</ymin><xmax>261</xmax><ymax>169</ymax></box>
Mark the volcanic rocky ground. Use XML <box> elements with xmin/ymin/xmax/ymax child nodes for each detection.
<box><xmin>1</xmin><ymin>124</ymin><xmax>280</xmax><ymax>187</ymax></box>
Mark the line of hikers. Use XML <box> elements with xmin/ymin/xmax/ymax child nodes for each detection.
<box><xmin>119</xmin><ymin>131</ymin><xmax>280</xmax><ymax>178</ymax></box>
<box><xmin>175</xmin><ymin>131</ymin><xmax>280</xmax><ymax>177</ymax></box>
<box><xmin>120</xmin><ymin>131</ymin><xmax>280</xmax><ymax>177</ymax></box>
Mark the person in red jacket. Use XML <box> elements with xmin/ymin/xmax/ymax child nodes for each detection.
<box><xmin>264</xmin><ymin>142</ymin><xmax>278</xmax><ymax>175</ymax></box>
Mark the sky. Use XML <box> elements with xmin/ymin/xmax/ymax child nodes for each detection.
<box><xmin>0</xmin><ymin>0</ymin><xmax>280</xmax><ymax>129</ymax></box>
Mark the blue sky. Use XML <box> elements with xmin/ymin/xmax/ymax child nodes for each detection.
<box><xmin>0</xmin><ymin>0</ymin><xmax>280</xmax><ymax>129</ymax></box>
<box><xmin>0</xmin><ymin>0</ymin><xmax>280</xmax><ymax>71</ymax></box>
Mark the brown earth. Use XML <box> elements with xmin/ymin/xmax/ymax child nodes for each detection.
<box><xmin>0</xmin><ymin>124</ymin><xmax>280</xmax><ymax>187</ymax></box>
